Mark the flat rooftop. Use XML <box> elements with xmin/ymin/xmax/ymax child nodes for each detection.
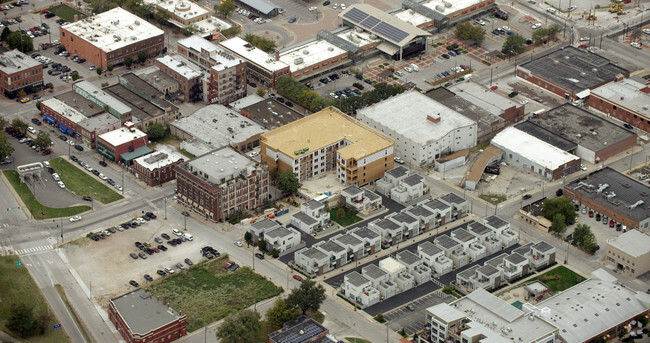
<box><xmin>134</xmin><ymin>145</ymin><xmax>184</xmax><ymax>171</ymax></box>
<box><xmin>392</xmin><ymin>8</ymin><xmax>433</xmax><ymax>27</ymax></box>
<box><xmin>219</xmin><ymin>37</ymin><xmax>289</xmax><ymax>72</ymax></box>
<box><xmin>177</xmin><ymin>35</ymin><xmax>242</xmax><ymax>72</ymax></box>
<box><xmin>530</xmin><ymin>104</ymin><xmax>635</xmax><ymax>153</ymax></box>
<box><xmin>468</xmin><ymin>222</ymin><xmax>493</xmax><ymax>236</ymax></box>
<box><xmin>422</xmin><ymin>0</ymin><xmax>489</xmax><ymax>16</ymax></box>
<box><xmin>279</xmin><ymin>39</ymin><xmax>346</xmax><ymax>73</ymax></box>
<box><xmin>0</xmin><ymin>49</ymin><xmax>41</xmax><ymax>74</ymax></box>
<box><xmin>110</xmin><ymin>289</ymin><xmax>184</xmax><ymax>334</ymax></box>
<box><xmin>78</xmin><ymin>113</ymin><xmax>120</xmax><ymax>132</ymax></box>
<box><xmin>171</xmin><ymin>104</ymin><xmax>266</xmax><ymax>146</ymax></box>
<box><xmin>385</xmin><ymin>165</ymin><xmax>408</xmax><ymax>179</ymax></box>
<box><xmin>492</xmin><ymin>127</ymin><xmax>580</xmax><ymax>170</ymax></box>
<box><xmin>418</xmin><ymin>241</ymin><xmax>442</xmax><ymax>256</ymax></box>
<box><xmin>297</xmin><ymin>247</ymin><xmax>327</xmax><ymax>260</ymax></box>
<box><xmin>98</xmin><ymin>126</ymin><xmax>147</xmax><ymax>147</ymax></box>
<box><xmin>514</xmin><ymin>121</ymin><xmax>577</xmax><ymax>152</ymax></box>
<box><xmin>134</xmin><ymin>66</ymin><xmax>179</xmax><ymax>93</ymax></box>
<box><xmin>452</xmin><ymin>228</ymin><xmax>476</xmax><ymax>243</ymax></box>
<box><xmin>335</xmin><ymin>28</ymin><xmax>382</xmax><ymax>48</ymax></box>
<box><xmin>119</xmin><ymin>73</ymin><xmax>166</xmax><ymax>101</ymax></box>
<box><xmin>229</xmin><ymin>94</ymin><xmax>264</xmax><ymax>111</ymax></box>
<box><xmin>240</xmin><ymin>98</ymin><xmax>304</xmax><ymax>130</ymax></box>
<box><xmin>518</xmin><ymin>46</ymin><xmax>628</xmax><ymax>94</ymax></box>
<box><xmin>390</xmin><ymin>212</ymin><xmax>417</xmax><ymax>224</ymax></box>
<box><xmin>334</xmin><ymin>233</ymin><xmax>362</xmax><ymax>247</ymax></box>
<box><xmin>438</xmin><ymin>192</ymin><xmax>465</xmax><ymax>205</ymax></box>
<box><xmin>104</xmin><ymin>84</ymin><xmax>165</xmax><ymax>123</ymax></box>
<box><xmin>181</xmin><ymin>146</ymin><xmax>257</xmax><ymax>185</ymax></box>
<box><xmin>484</xmin><ymin>215</ymin><xmax>508</xmax><ymax>229</ymax></box>
<box><xmin>61</xmin><ymin>7</ymin><xmax>164</xmax><ymax>53</ymax></box>
<box><xmin>55</xmin><ymin>91</ymin><xmax>105</xmax><ymax>117</ymax></box>
<box><xmin>42</xmin><ymin>98</ymin><xmax>87</xmax><ymax>123</ymax></box>
<box><xmin>591</xmin><ymin>78</ymin><xmax>650</xmax><ymax>118</ymax></box>
<box><xmin>358</xmin><ymin>91</ymin><xmax>475</xmax><ymax>146</ymax></box>
<box><xmin>268</xmin><ymin>315</ymin><xmax>328</xmax><ymax>343</ymax></box>
<box><xmin>607</xmin><ymin>229</ymin><xmax>650</xmax><ymax>257</ymax></box>
<box><xmin>435</xmin><ymin>234</ymin><xmax>459</xmax><ymax>250</ymax></box>
<box><xmin>568</xmin><ymin>167</ymin><xmax>650</xmax><ymax>223</ymax></box>
<box><xmin>261</xmin><ymin>107</ymin><xmax>394</xmax><ymax>161</ymax></box>
<box><xmin>190</xmin><ymin>17</ymin><xmax>232</xmax><ymax>37</ymax></box>
<box><xmin>448</xmin><ymin>81</ymin><xmax>522</xmax><ymax>116</ymax></box>
<box><xmin>73</xmin><ymin>81</ymin><xmax>132</xmax><ymax>116</ymax></box>
<box><xmin>345</xmin><ymin>271</ymin><xmax>370</xmax><ymax>287</ymax></box>
<box><xmin>396</xmin><ymin>250</ymin><xmax>420</xmax><ymax>265</ymax></box>
<box><xmin>362</xmin><ymin>264</ymin><xmax>387</xmax><ymax>280</ymax></box>
<box><xmin>142</xmin><ymin>0</ymin><xmax>209</xmax><ymax>21</ymax></box>
<box><xmin>156</xmin><ymin>55</ymin><xmax>203</xmax><ymax>79</ymax></box>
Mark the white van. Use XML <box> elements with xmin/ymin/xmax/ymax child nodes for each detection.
<box><xmin>183</xmin><ymin>233</ymin><xmax>193</xmax><ymax>241</ymax></box>
<box><xmin>410</xmin><ymin>64</ymin><xmax>419</xmax><ymax>72</ymax></box>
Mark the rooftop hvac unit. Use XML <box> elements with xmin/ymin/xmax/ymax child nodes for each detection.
<box><xmin>328</xmin><ymin>46</ymin><xmax>334</xmax><ymax>51</ymax></box>
<box><xmin>294</xmin><ymin>57</ymin><xmax>303</xmax><ymax>64</ymax></box>
<box><xmin>135</xmin><ymin>20</ymin><xmax>140</xmax><ymax>25</ymax></box>
<box><xmin>435</xmin><ymin>4</ymin><xmax>444</xmax><ymax>10</ymax></box>
<box><xmin>629</xmin><ymin>200</ymin><xmax>644</xmax><ymax>209</ymax></box>
<box><xmin>369</xmin><ymin>33</ymin><xmax>377</xmax><ymax>39</ymax></box>
<box><xmin>443</xmin><ymin>1</ymin><xmax>452</xmax><ymax>7</ymax></box>
<box><xmin>355</xmin><ymin>26</ymin><xmax>363</xmax><ymax>32</ymax></box>
<box><xmin>302</xmin><ymin>50</ymin><xmax>310</xmax><ymax>55</ymax></box>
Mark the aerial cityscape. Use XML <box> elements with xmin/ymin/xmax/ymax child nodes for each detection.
<box><xmin>0</xmin><ymin>0</ymin><xmax>648</xmax><ymax>341</ymax></box>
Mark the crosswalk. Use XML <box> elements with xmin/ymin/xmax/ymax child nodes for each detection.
<box><xmin>15</xmin><ymin>245</ymin><xmax>54</xmax><ymax>255</ymax></box>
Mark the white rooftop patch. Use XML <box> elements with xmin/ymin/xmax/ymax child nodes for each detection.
<box><xmin>279</xmin><ymin>40</ymin><xmax>346</xmax><ymax>72</ymax></box>
<box><xmin>99</xmin><ymin>126</ymin><xmax>148</xmax><ymax>147</ymax></box>
<box><xmin>156</xmin><ymin>55</ymin><xmax>203</xmax><ymax>79</ymax></box>
<box><xmin>492</xmin><ymin>127</ymin><xmax>580</xmax><ymax>170</ymax></box>
<box><xmin>220</xmin><ymin>37</ymin><xmax>289</xmax><ymax>72</ymax></box>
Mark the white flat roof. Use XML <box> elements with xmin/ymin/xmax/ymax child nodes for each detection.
<box><xmin>427</xmin><ymin>303</ymin><xmax>466</xmax><ymax>322</ymax></box>
<box><xmin>378</xmin><ymin>257</ymin><xmax>406</xmax><ymax>274</ymax></box>
<box><xmin>42</xmin><ymin>98</ymin><xmax>87</xmax><ymax>123</ymax></box>
<box><xmin>357</xmin><ymin>91</ymin><xmax>475</xmax><ymax>145</ymax></box>
<box><xmin>448</xmin><ymin>81</ymin><xmax>521</xmax><ymax>116</ymax></box>
<box><xmin>336</xmin><ymin>29</ymin><xmax>382</xmax><ymax>48</ymax></box>
<box><xmin>219</xmin><ymin>37</ymin><xmax>289</xmax><ymax>73</ymax></box>
<box><xmin>191</xmin><ymin>17</ymin><xmax>232</xmax><ymax>36</ymax></box>
<box><xmin>606</xmin><ymin>229</ymin><xmax>650</xmax><ymax>258</ymax></box>
<box><xmin>156</xmin><ymin>55</ymin><xmax>203</xmax><ymax>79</ymax></box>
<box><xmin>73</xmin><ymin>81</ymin><xmax>132</xmax><ymax>115</ymax></box>
<box><xmin>279</xmin><ymin>40</ymin><xmax>346</xmax><ymax>73</ymax></box>
<box><xmin>178</xmin><ymin>35</ymin><xmax>243</xmax><ymax>71</ymax></box>
<box><xmin>134</xmin><ymin>145</ymin><xmax>185</xmax><ymax>171</ymax></box>
<box><xmin>99</xmin><ymin>126</ymin><xmax>147</xmax><ymax>147</ymax></box>
<box><xmin>229</xmin><ymin>94</ymin><xmax>264</xmax><ymax>110</ymax></box>
<box><xmin>62</xmin><ymin>7</ymin><xmax>164</xmax><ymax>53</ymax></box>
<box><xmin>392</xmin><ymin>9</ymin><xmax>432</xmax><ymax>27</ymax></box>
<box><xmin>143</xmin><ymin>0</ymin><xmax>209</xmax><ymax>21</ymax></box>
<box><xmin>0</xmin><ymin>50</ymin><xmax>41</xmax><ymax>74</ymax></box>
<box><xmin>422</xmin><ymin>0</ymin><xmax>486</xmax><ymax>15</ymax></box>
<box><xmin>492</xmin><ymin>127</ymin><xmax>580</xmax><ymax>170</ymax></box>
<box><xmin>591</xmin><ymin>78</ymin><xmax>650</xmax><ymax>118</ymax></box>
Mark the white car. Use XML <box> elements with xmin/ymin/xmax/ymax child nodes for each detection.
<box><xmin>581</xmin><ymin>164</ymin><xmax>587</xmax><ymax>171</ymax></box>
<box><xmin>249</xmin><ymin>151</ymin><xmax>259</xmax><ymax>157</ymax></box>
<box><xmin>43</xmin><ymin>161</ymin><xmax>50</xmax><ymax>167</ymax></box>
<box><xmin>474</xmin><ymin>19</ymin><xmax>486</xmax><ymax>25</ymax></box>
<box><xmin>136</xmin><ymin>217</ymin><xmax>146</xmax><ymax>224</ymax></box>
<box><xmin>502</xmin><ymin>26</ymin><xmax>510</xmax><ymax>31</ymax></box>
<box><xmin>115</xmin><ymin>184</ymin><xmax>123</xmax><ymax>191</ymax></box>
<box><xmin>173</xmin><ymin>229</ymin><xmax>183</xmax><ymax>236</ymax></box>
<box><xmin>89</xmin><ymin>66</ymin><xmax>96</xmax><ymax>71</ymax></box>
<box><xmin>67</xmin><ymin>140</ymin><xmax>75</xmax><ymax>146</ymax></box>
<box><xmin>165</xmin><ymin>267</ymin><xmax>175</xmax><ymax>274</ymax></box>
<box><xmin>547</xmin><ymin>7</ymin><xmax>556</xmax><ymax>13</ymax></box>
<box><xmin>579</xmin><ymin>37</ymin><xmax>590</xmax><ymax>41</ymax></box>
<box><xmin>644</xmin><ymin>29</ymin><xmax>650</xmax><ymax>34</ymax></box>
<box><xmin>27</xmin><ymin>127</ymin><xmax>36</xmax><ymax>134</ymax></box>
<box><xmin>69</xmin><ymin>215</ymin><xmax>82</xmax><ymax>222</ymax></box>
<box><xmin>404</xmin><ymin>67</ymin><xmax>413</xmax><ymax>73</ymax></box>
<box><xmin>102</xmin><ymin>230</ymin><xmax>111</xmax><ymax>236</ymax></box>
<box><xmin>630</xmin><ymin>42</ymin><xmax>642</xmax><ymax>49</ymax></box>
<box><xmin>234</xmin><ymin>241</ymin><xmax>243</xmax><ymax>247</ymax></box>
<box><xmin>85</xmin><ymin>165</ymin><xmax>93</xmax><ymax>172</ymax></box>
<box><xmin>531</xmin><ymin>23</ymin><xmax>542</xmax><ymax>30</ymax></box>
<box><xmin>568</xmin><ymin>5</ymin><xmax>577</xmax><ymax>11</ymax></box>
<box><xmin>52</xmin><ymin>173</ymin><xmax>60</xmax><ymax>181</ymax></box>
<box><xmin>115</xmin><ymin>225</ymin><xmax>124</xmax><ymax>231</ymax></box>
<box><xmin>340</xmin><ymin>3</ymin><xmax>346</xmax><ymax>9</ymax></box>
<box><xmin>99</xmin><ymin>173</ymin><xmax>107</xmax><ymax>180</ymax></box>
<box><xmin>57</xmin><ymin>181</ymin><xmax>66</xmax><ymax>188</ymax></box>
<box><xmin>309</xmin><ymin>6</ymin><xmax>317</xmax><ymax>11</ymax></box>
<box><xmin>332</xmin><ymin>3</ymin><xmax>337</xmax><ymax>9</ymax></box>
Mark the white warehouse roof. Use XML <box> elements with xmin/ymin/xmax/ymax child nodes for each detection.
<box><xmin>279</xmin><ymin>40</ymin><xmax>346</xmax><ymax>73</ymax></box>
<box><xmin>219</xmin><ymin>37</ymin><xmax>289</xmax><ymax>73</ymax></box>
<box><xmin>492</xmin><ymin>127</ymin><xmax>580</xmax><ymax>171</ymax></box>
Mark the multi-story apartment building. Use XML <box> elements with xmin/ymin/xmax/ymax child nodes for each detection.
<box><xmin>174</xmin><ymin>147</ymin><xmax>268</xmax><ymax>222</ymax></box>
<box><xmin>60</xmin><ymin>8</ymin><xmax>165</xmax><ymax>69</ymax></box>
<box><xmin>260</xmin><ymin>107</ymin><xmax>395</xmax><ymax>186</ymax></box>
<box><xmin>219</xmin><ymin>37</ymin><xmax>290</xmax><ymax>88</ymax></box>
<box><xmin>154</xmin><ymin>55</ymin><xmax>204</xmax><ymax>102</ymax></box>
<box><xmin>0</xmin><ymin>50</ymin><xmax>43</xmax><ymax>99</ymax></box>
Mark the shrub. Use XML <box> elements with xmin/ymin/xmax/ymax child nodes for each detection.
<box><xmin>374</xmin><ymin>313</ymin><xmax>385</xmax><ymax>323</ymax></box>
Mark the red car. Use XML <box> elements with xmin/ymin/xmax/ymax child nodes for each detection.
<box><xmin>578</xmin><ymin>44</ymin><xmax>589</xmax><ymax>49</ymax></box>
<box><xmin>609</xmin><ymin>220</ymin><xmax>615</xmax><ymax>228</ymax></box>
<box><xmin>292</xmin><ymin>275</ymin><xmax>303</xmax><ymax>281</ymax></box>
<box><xmin>151</xmin><ymin>247</ymin><xmax>160</xmax><ymax>253</ymax></box>
<box><xmin>588</xmin><ymin>210</ymin><xmax>594</xmax><ymax>218</ymax></box>
<box><xmin>225</xmin><ymin>261</ymin><xmax>235</xmax><ymax>269</ymax></box>
<box><xmin>40</xmin><ymin>9</ymin><xmax>48</xmax><ymax>14</ymax></box>
<box><xmin>490</xmin><ymin>85</ymin><xmax>498</xmax><ymax>90</ymax></box>
<box><xmin>41</xmin><ymin>149</ymin><xmax>52</xmax><ymax>155</ymax></box>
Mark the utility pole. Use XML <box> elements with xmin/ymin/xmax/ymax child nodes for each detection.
<box><xmin>164</xmin><ymin>197</ymin><xmax>167</xmax><ymax>219</ymax></box>
<box><xmin>565</xmin><ymin>240</ymin><xmax>570</xmax><ymax>264</ymax></box>
<box><xmin>90</xmin><ymin>185</ymin><xmax>93</xmax><ymax>211</ymax></box>
<box><xmin>121</xmin><ymin>168</ymin><xmax>124</xmax><ymax>195</ymax></box>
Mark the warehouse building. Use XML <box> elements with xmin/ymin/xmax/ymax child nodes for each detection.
<box><xmin>605</xmin><ymin>229</ymin><xmax>650</xmax><ymax>278</ymax></box>
<box><xmin>237</xmin><ymin>96</ymin><xmax>304</xmax><ymax>130</ymax></box>
<box><xmin>278</xmin><ymin>39</ymin><xmax>349</xmax><ymax>81</ymax></box>
<box><xmin>0</xmin><ymin>50</ymin><xmax>43</xmax><ymax>99</ymax></box>
<box><xmin>589</xmin><ymin>78</ymin><xmax>650</xmax><ymax>133</ymax></box>
<box><xmin>358</xmin><ymin>91</ymin><xmax>476</xmax><ymax>166</ymax></box>
<box><xmin>60</xmin><ymin>8</ymin><xmax>165</xmax><ymax>69</ymax></box>
<box><xmin>260</xmin><ymin>107</ymin><xmax>395</xmax><ymax>186</ymax></box>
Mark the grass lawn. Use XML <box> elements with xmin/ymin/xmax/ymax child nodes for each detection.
<box><xmin>179</xmin><ymin>149</ymin><xmax>196</xmax><ymax>159</ymax></box>
<box><xmin>3</xmin><ymin>170</ymin><xmax>90</xmax><ymax>220</ymax></box>
<box><xmin>146</xmin><ymin>255</ymin><xmax>283</xmax><ymax>332</ymax></box>
<box><xmin>50</xmin><ymin>158</ymin><xmax>123</xmax><ymax>204</ymax></box>
<box><xmin>345</xmin><ymin>338</ymin><xmax>372</xmax><ymax>343</ymax></box>
<box><xmin>528</xmin><ymin>265</ymin><xmax>585</xmax><ymax>292</ymax></box>
<box><xmin>329</xmin><ymin>207</ymin><xmax>362</xmax><ymax>227</ymax></box>
<box><xmin>47</xmin><ymin>4</ymin><xmax>86</xmax><ymax>22</ymax></box>
<box><xmin>479</xmin><ymin>194</ymin><xmax>506</xmax><ymax>204</ymax></box>
<box><xmin>0</xmin><ymin>256</ymin><xmax>70</xmax><ymax>343</ymax></box>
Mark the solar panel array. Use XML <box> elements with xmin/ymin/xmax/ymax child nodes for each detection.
<box><xmin>279</xmin><ymin>323</ymin><xmax>326</xmax><ymax>343</ymax></box>
<box><xmin>342</xmin><ymin>7</ymin><xmax>411</xmax><ymax>44</ymax></box>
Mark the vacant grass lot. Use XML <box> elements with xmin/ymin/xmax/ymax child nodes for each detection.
<box><xmin>528</xmin><ymin>265</ymin><xmax>584</xmax><ymax>292</ymax></box>
<box><xmin>146</xmin><ymin>255</ymin><xmax>282</xmax><ymax>332</ymax></box>
<box><xmin>479</xmin><ymin>194</ymin><xmax>506</xmax><ymax>205</ymax></box>
<box><xmin>3</xmin><ymin>170</ymin><xmax>90</xmax><ymax>220</ymax></box>
<box><xmin>329</xmin><ymin>208</ymin><xmax>362</xmax><ymax>227</ymax></box>
<box><xmin>47</xmin><ymin>4</ymin><xmax>86</xmax><ymax>22</ymax></box>
<box><xmin>0</xmin><ymin>256</ymin><xmax>70</xmax><ymax>343</ymax></box>
<box><xmin>50</xmin><ymin>158</ymin><xmax>123</xmax><ymax>204</ymax></box>
<box><xmin>345</xmin><ymin>338</ymin><xmax>372</xmax><ymax>343</ymax></box>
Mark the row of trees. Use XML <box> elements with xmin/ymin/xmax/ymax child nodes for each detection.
<box><xmin>542</xmin><ymin>196</ymin><xmax>576</xmax><ymax>235</ymax></box>
<box><xmin>217</xmin><ymin>279</ymin><xmax>326</xmax><ymax>342</ymax></box>
<box><xmin>572</xmin><ymin>224</ymin><xmax>598</xmax><ymax>254</ymax></box>
<box><xmin>502</xmin><ymin>24</ymin><xmax>562</xmax><ymax>55</ymax></box>
<box><xmin>1</xmin><ymin>27</ymin><xmax>34</xmax><ymax>53</ymax></box>
<box><xmin>243</xmin><ymin>34</ymin><xmax>278</xmax><ymax>54</ymax></box>
<box><xmin>275</xmin><ymin>76</ymin><xmax>406</xmax><ymax>114</ymax></box>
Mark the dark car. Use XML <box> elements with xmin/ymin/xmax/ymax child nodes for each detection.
<box><xmin>74</xmin><ymin>145</ymin><xmax>83</xmax><ymax>151</ymax></box>
<box><xmin>522</xmin><ymin>194</ymin><xmax>532</xmax><ymax>200</ymax></box>
<box><xmin>138</xmin><ymin>252</ymin><xmax>147</xmax><ymax>259</ymax></box>
<box><xmin>82</xmin><ymin>196</ymin><xmax>92</xmax><ymax>201</ymax></box>
<box><xmin>129</xmin><ymin>253</ymin><xmax>138</xmax><ymax>259</ymax></box>
<box><xmin>323</xmin><ymin>0</ymin><xmax>330</xmax><ymax>4</ymax></box>
<box><xmin>107</xmin><ymin>227</ymin><xmax>116</xmax><ymax>233</ymax></box>
<box><xmin>185</xmin><ymin>258</ymin><xmax>193</xmax><ymax>266</ymax></box>
<box><xmin>158</xmin><ymin>244</ymin><xmax>167</xmax><ymax>251</ymax></box>
<box><xmin>406</xmin><ymin>304</ymin><xmax>415</xmax><ymax>311</ymax></box>
<box><xmin>157</xmin><ymin>270</ymin><xmax>166</xmax><ymax>276</ymax></box>
<box><xmin>41</xmin><ymin>149</ymin><xmax>52</xmax><ymax>155</ymax></box>
<box><xmin>144</xmin><ymin>274</ymin><xmax>153</xmax><ymax>282</ymax></box>
<box><xmin>255</xmin><ymin>253</ymin><xmax>265</xmax><ymax>260</ymax></box>
<box><xmin>441</xmin><ymin>54</ymin><xmax>450</xmax><ymax>59</ymax></box>
<box><xmin>90</xmin><ymin>235</ymin><xmax>99</xmax><ymax>241</ymax></box>
<box><xmin>508</xmin><ymin>91</ymin><xmax>519</xmax><ymax>98</ymax></box>
<box><xmin>181</xmin><ymin>211</ymin><xmax>190</xmax><ymax>217</ymax></box>
<box><xmin>288</xmin><ymin>16</ymin><xmax>297</xmax><ymax>23</ymax></box>
<box><xmin>596</xmin><ymin>213</ymin><xmax>601</xmax><ymax>221</ymax></box>
<box><xmin>145</xmin><ymin>248</ymin><xmax>154</xmax><ymax>255</ymax></box>
<box><xmin>285</xmin><ymin>101</ymin><xmax>293</xmax><ymax>107</ymax></box>
<box><xmin>146</xmin><ymin>212</ymin><xmax>157</xmax><ymax>219</ymax></box>
<box><xmin>623</xmin><ymin>123</ymin><xmax>633</xmax><ymax>130</ymax></box>
<box><xmin>364</xmin><ymin>79</ymin><xmax>373</xmax><ymax>85</ymax></box>
<box><xmin>161</xmin><ymin>233</ymin><xmax>170</xmax><ymax>240</ymax></box>
<box><xmin>99</xmin><ymin>161</ymin><xmax>108</xmax><ymax>167</ymax></box>
<box><xmin>92</xmin><ymin>170</ymin><xmax>100</xmax><ymax>176</ymax></box>
<box><xmin>168</xmin><ymin>240</ymin><xmax>177</xmax><ymax>247</ymax></box>
<box><xmin>107</xmin><ymin>179</ymin><xmax>116</xmax><ymax>186</ymax></box>
<box><xmin>70</xmin><ymin>156</ymin><xmax>78</xmax><ymax>162</ymax></box>
<box><xmin>59</xmin><ymin>135</ymin><xmax>67</xmax><ymax>141</ymax></box>
<box><xmin>129</xmin><ymin>280</ymin><xmax>139</xmax><ymax>287</ymax></box>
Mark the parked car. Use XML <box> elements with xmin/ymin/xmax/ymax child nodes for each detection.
<box><xmin>129</xmin><ymin>253</ymin><xmax>138</xmax><ymax>259</ymax></box>
<box><xmin>164</xmin><ymin>267</ymin><xmax>175</xmax><ymax>274</ymax></box>
<box><xmin>233</xmin><ymin>241</ymin><xmax>243</xmax><ymax>247</ymax></box>
<box><xmin>70</xmin><ymin>215</ymin><xmax>82</xmax><ymax>222</ymax></box>
<box><xmin>157</xmin><ymin>270</ymin><xmax>166</xmax><ymax>276</ymax></box>
<box><xmin>185</xmin><ymin>258</ymin><xmax>193</xmax><ymax>266</ymax></box>
<box><xmin>293</xmin><ymin>275</ymin><xmax>303</xmax><ymax>281</ymax></box>
<box><xmin>255</xmin><ymin>253</ymin><xmax>265</xmax><ymax>260</ymax></box>
<box><xmin>129</xmin><ymin>280</ymin><xmax>139</xmax><ymax>287</ymax></box>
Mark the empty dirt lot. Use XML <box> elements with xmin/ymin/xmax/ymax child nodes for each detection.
<box><xmin>62</xmin><ymin>218</ymin><xmax>212</xmax><ymax>304</ymax></box>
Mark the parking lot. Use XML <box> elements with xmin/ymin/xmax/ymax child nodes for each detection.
<box><xmin>569</xmin><ymin>206</ymin><xmax>625</xmax><ymax>256</ymax></box>
<box><xmin>384</xmin><ymin>292</ymin><xmax>455</xmax><ymax>335</ymax></box>
<box><xmin>309</xmin><ymin>71</ymin><xmax>376</xmax><ymax>100</ymax></box>
<box><xmin>62</xmin><ymin>216</ymin><xmax>212</xmax><ymax>302</ymax></box>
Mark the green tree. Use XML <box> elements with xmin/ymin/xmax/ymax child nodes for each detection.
<box><xmin>137</xmin><ymin>51</ymin><xmax>149</xmax><ymax>64</ymax></box>
<box><xmin>277</xmin><ymin>171</ymin><xmax>301</xmax><ymax>195</ymax></box>
<box><xmin>0</xmin><ymin>117</ymin><xmax>5</xmax><ymax>129</ymax></box>
<box><xmin>336</xmin><ymin>207</ymin><xmax>345</xmax><ymax>221</ymax></box>
<box><xmin>106</xmin><ymin>64</ymin><xmax>114</xmax><ymax>72</ymax></box>
<box><xmin>6</xmin><ymin>304</ymin><xmax>38</xmax><ymax>338</ymax></box>
<box><xmin>7</xmin><ymin>31</ymin><xmax>33</xmax><ymax>52</ymax></box>
<box><xmin>582</xmin><ymin>232</ymin><xmax>598</xmax><ymax>254</ymax></box>
<box><xmin>34</xmin><ymin>100</ymin><xmax>42</xmax><ymax>112</ymax></box>
<box><xmin>96</xmin><ymin>67</ymin><xmax>103</xmax><ymax>75</ymax></box>
<box><xmin>146</xmin><ymin>122</ymin><xmax>167</xmax><ymax>141</ymax></box>
<box><xmin>11</xmin><ymin>118</ymin><xmax>28</xmax><ymax>134</ymax></box>
<box><xmin>542</xmin><ymin>196</ymin><xmax>576</xmax><ymax>225</ymax></box>
<box><xmin>215</xmin><ymin>0</ymin><xmax>236</xmax><ymax>18</ymax></box>
<box><xmin>271</xmin><ymin>248</ymin><xmax>279</xmax><ymax>258</ymax></box>
<box><xmin>551</xmin><ymin>213</ymin><xmax>566</xmax><ymax>235</ymax></box>
<box><xmin>124</xmin><ymin>56</ymin><xmax>134</xmax><ymax>68</ymax></box>
<box><xmin>1</xmin><ymin>26</ymin><xmax>11</xmax><ymax>41</ymax></box>
<box><xmin>286</xmin><ymin>278</ymin><xmax>326</xmax><ymax>315</ymax></box>
<box><xmin>71</xmin><ymin>72</ymin><xmax>80</xmax><ymax>81</ymax></box>
<box><xmin>257</xmin><ymin>238</ymin><xmax>267</xmax><ymax>252</ymax></box>
<box><xmin>265</xmin><ymin>298</ymin><xmax>301</xmax><ymax>330</ymax></box>
<box><xmin>220</xmin><ymin>25</ymin><xmax>241</xmax><ymax>39</ymax></box>
<box><xmin>243</xmin><ymin>34</ymin><xmax>277</xmax><ymax>53</ymax></box>
<box><xmin>33</xmin><ymin>131</ymin><xmax>52</xmax><ymax>150</ymax></box>
<box><xmin>0</xmin><ymin>135</ymin><xmax>15</xmax><ymax>161</ymax></box>
<box><xmin>256</xmin><ymin>87</ymin><xmax>266</xmax><ymax>97</ymax></box>
<box><xmin>216</xmin><ymin>310</ymin><xmax>262</xmax><ymax>343</ymax></box>
<box><xmin>455</xmin><ymin>22</ymin><xmax>485</xmax><ymax>45</ymax></box>
<box><xmin>153</xmin><ymin>9</ymin><xmax>171</xmax><ymax>26</ymax></box>
<box><xmin>572</xmin><ymin>224</ymin><xmax>591</xmax><ymax>246</ymax></box>
<box><xmin>502</xmin><ymin>34</ymin><xmax>526</xmax><ymax>54</ymax></box>
<box><xmin>244</xmin><ymin>231</ymin><xmax>252</xmax><ymax>243</ymax></box>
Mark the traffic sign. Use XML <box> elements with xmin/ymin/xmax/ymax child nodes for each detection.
<box><xmin>53</xmin><ymin>324</ymin><xmax>62</xmax><ymax>329</ymax></box>
<box><xmin>15</xmin><ymin>261</ymin><xmax>21</xmax><ymax>266</ymax></box>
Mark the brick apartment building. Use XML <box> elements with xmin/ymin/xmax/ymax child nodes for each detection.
<box><xmin>77</xmin><ymin>113</ymin><xmax>121</xmax><ymax>149</ymax></box>
<box><xmin>175</xmin><ymin>146</ymin><xmax>269</xmax><ymax>222</ymax></box>
<box><xmin>96</xmin><ymin>123</ymin><xmax>149</xmax><ymax>163</ymax></box>
<box><xmin>219</xmin><ymin>37</ymin><xmax>290</xmax><ymax>88</ymax></box>
<box><xmin>154</xmin><ymin>55</ymin><xmax>203</xmax><ymax>102</ymax></box>
<box><xmin>132</xmin><ymin>145</ymin><xmax>185</xmax><ymax>186</ymax></box>
<box><xmin>0</xmin><ymin>50</ymin><xmax>44</xmax><ymax>99</ymax></box>
<box><xmin>60</xmin><ymin>7</ymin><xmax>165</xmax><ymax>69</ymax></box>
<box><xmin>109</xmin><ymin>289</ymin><xmax>187</xmax><ymax>343</ymax></box>
<box><xmin>39</xmin><ymin>98</ymin><xmax>87</xmax><ymax>136</ymax></box>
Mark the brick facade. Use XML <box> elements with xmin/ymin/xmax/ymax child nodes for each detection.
<box><xmin>132</xmin><ymin>158</ymin><xmax>183</xmax><ymax>186</ymax></box>
<box><xmin>563</xmin><ymin>186</ymin><xmax>642</xmax><ymax>229</ymax></box>
<box><xmin>154</xmin><ymin>58</ymin><xmax>203</xmax><ymax>102</ymax></box>
<box><xmin>97</xmin><ymin>129</ymin><xmax>148</xmax><ymax>163</ymax></box>
<box><xmin>590</xmin><ymin>93</ymin><xmax>650</xmax><ymax>134</ymax></box>
<box><xmin>108</xmin><ymin>296</ymin><xmax>187</xmax><ymax>343</ymax></box>
<box><xmin>0</xmin><ymin>51</ymin><xmax>43</xmax><ymax>99</ymax></box>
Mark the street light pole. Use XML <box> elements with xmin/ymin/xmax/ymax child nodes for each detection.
<box><xmin>164</xmin><ymin>197</ymin><xmax>167</xmax><ymax>220</ymax></box>
<box><xmin>89</xmin><ymin>185</ymin><xmax>93</xmax><ymax>211</ymax></box>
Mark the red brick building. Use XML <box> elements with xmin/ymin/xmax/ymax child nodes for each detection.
<box><xmin>96</xmin><ymin>123</ymin><xmax>149</xmax><ymax>163</ymax></box>
<box><xmin>589</xmin><ymin>78</ymin><xmax>650</xmax><ymax>133</ymax></box>
<box><xmin>60</xmin><ymin>7</ymin><xmax>165</xmax><ymax>69</ymax></box>
<box><xmin>517</xmin><ymin>46</ymin><xmax>629</xmax><ymax>101</ymax></box>
<box><xmin>0</xmin><ymin>50</ymin><xmax>44</xmax><ymax>99</ymax></box>
<box><xmin>154</xmin><ymin>55</ymin><xmax>204</xmax><ymax>102</ymax></box>
<box><xmin>219</xmin><ymin>37</ymin><xmax>290</xmax><ymax>88</ymax></box>
<box><xmin>109</xmin><ymin>289</ymin><xmax>187</xmax><ymax>343</ymax></box>
<box><xmin>175</xmin><ymin>147</ymin><xmax>269</xmax><ymax>222</ymax></box>
<box><xmin>39</xmin><ymin>98</ymin><xmax>88</xmax><ymax>136</ymax></box>
<box><xmin>132</xmin><ymin>145</ymin><xmax>185</xmax><ymax>186</ymax></box>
